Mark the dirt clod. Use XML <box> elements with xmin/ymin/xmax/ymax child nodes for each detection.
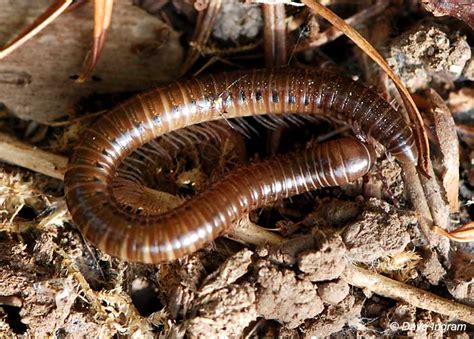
<box><xmin>365</xmin><ymin>159</ymin><xmax>404</xmax><ymax>201</ymax></box>
<box><xmin>297</xmin><ymin>234</ymin><xmax>347</xmax><ymax>282</ymax></box>
<box><xmin>317</xmin><ymin>199</ymin><xmax>360</xmax><ymax>226</ymax></box>
<box><xmin>186</xmin><ymin>284</ymin><xmax>257</xmax><ymax>338</ymax></box>
<box><xmin>342</xmin><ymin>199</ymin><xmax>412</xmax><ymax>263</ymax></box>
<box><xmin>199</xmin><ymin>248</ymin><xmax>253</xmax><ymax>295</ymax></box>
<box><xmin>301</xmin><ymin>294</ymin><xmax>364</xmax><ymax>337</ymax></box>
<box><xmin>317</xmin><ymin>279</ymin><xmax>350</xmax><ymax>305</ymax></box>
<box><xmin>387</xmin><ymin>23</ymin><xmax>471</xmax><ymax>91</ymax></box>
<box><xmin>269</xmin><ymin>235</ymin><xmax>318</xmax><ymax>266</ymax></box>
<box><xmin>256</xmin><ymin>260</ymin><xmax>324</xmax><ymax>329</ymax></box>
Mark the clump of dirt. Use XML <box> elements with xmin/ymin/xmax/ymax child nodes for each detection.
<box><xmin>301</xmin><ymin>294</ymin><xmax>365</xmax><ymax>337</ymax></box>
<box><xmin>364</xmin><ymin>159</ymin><xmax>405</xmax><ymax>202</ymax></box>
<box><xmin>252</xmin><ymin>233</ymin><xmax>363</xmax><ymax>332</ymax></box>
<box><xmin>297</xmin><ymin>234</ymin><xmax>347</xmax><ymax>282</ymax></box>
<box><xmin>387</xmin><ymin>22</ymin><xmax>472</xmax><ymax>91</ymax></box>
<box><xmin>0</xmin><ymin>236</ymin><xmax>111</xmax><ymax>337</ymax></box>
<box><xmin>255</xmin><ymin>259</ymin><xmax>324</xmax><ymax>329</ymax></box>
<box><xmin>317</xmin><ymin>279</ymin><xmax>350</xmax><ymax>305</ymax></box>
<box><xmin>342</xmin><ymin>198</ymin><xmax>415</xmax><ymax>263</ymax></box>
<box><xmin>268</xmin><ymin>234</ymin><xmax>320</xmax><ymax>266</ymax></box>
<box><xmin>312</xmin><ymin>198</ymin><xmax>361</xmax><ymax>227</ymax></box>
<box><xmin>156</xmin><ymin>231</ymin><xmax>376</xmax><ymax>335</ymax></box>
<box><xmin>186</xmin><ymin>284</ymin><xmax>257</xmax><ymax>337</ymax></box>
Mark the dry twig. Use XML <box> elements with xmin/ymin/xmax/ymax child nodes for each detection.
<box><xmin>344</xmin><ymin>264</ymin><xmax>474</xmax><ymax>324</ymax></box>
<box><xmin>181</xmin><ymin>0</ymin><xmax>222</xmax><ymax>75</ymax></box>
<box><xmin>227</xmin><ymin>214</ymin><xmax>286</xmax><ymax>247</ymax></box>
<box><xmin>0</xmin><ymin>132</ymin><xmax>67</xmax><ymax>180</ymax></box>
<box><xmin>262</xmin><ymin>2</ymin><xmax>288</xmax><ymax>154</ymax></box>
<box><xmin>262</xmin><ymin>3</ymin><xmax>288</xmax><ymax>66</ymax></box>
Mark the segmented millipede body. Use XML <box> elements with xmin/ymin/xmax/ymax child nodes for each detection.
<box><xmin>64</xmin><ymin>68</ymin><xmax>418</xmax><ymax>263</ymax></box>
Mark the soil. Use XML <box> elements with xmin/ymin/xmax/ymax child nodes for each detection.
<box><xmin>0</xmin><ymin>0</ymin><xmax>473</xmax><ymax>337</ymax></box>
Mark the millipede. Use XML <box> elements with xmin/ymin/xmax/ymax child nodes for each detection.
<box><xmin>64</xmin><ymin>67</ymin><xmax>418</xmax><ymax>263</ymax></box>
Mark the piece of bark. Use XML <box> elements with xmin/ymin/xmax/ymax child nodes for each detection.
<box><xmin>428</xmin><ymin>89</ymin><xmax>460</xmax><ymax>212</ymax></box>
<box><xmin>0</xmin><ymin>0</ymin><xmax>183</xmax><ymax>123</ymax></box>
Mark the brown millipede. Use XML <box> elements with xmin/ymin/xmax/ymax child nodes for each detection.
<box><xmin>64</xmin><ymin>68</ymin><xmax>418</xmax><ymax>263</ymax></box>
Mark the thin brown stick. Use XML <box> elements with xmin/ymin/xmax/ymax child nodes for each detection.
<box><xmin>227</xmin><ymin>214</ymin><xmax>286</xmax><ymax>247</ymax></box>
<box><xmin>0</xmin><ymin>132</ymin><xmax>67</xmax><ymax>180</ymax></box>
<box><xmin>262</xmin><ymin>3</ymin><xmax>288</xmax><ymax>154</ymax></box>
<box><xmin>180</xmin><ymin>0</ymin><xmax>222</xmax><ymax>76</ymax></box>
<box><xmin>400</xmin><ymin>163</ymin><xmax>443</xmax><ymax>248</ymax></box>
<box><xmin>344</xmin><ymin>264</ymin><xmax>474</xmax><ymax>324</ymax></box>
<box><xmin>262</xmin><ymin>3</ymin><xmax>288</xmax><ymax>66</ymax></box>
<box><xmin>419</xmin><ymin>157</ymin><xmax>450</xmax><ymax>232</ymax></box>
